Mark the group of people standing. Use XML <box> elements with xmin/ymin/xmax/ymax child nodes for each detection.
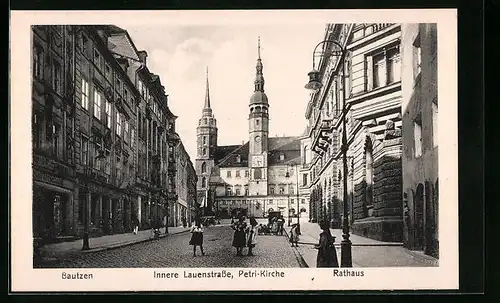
<box><xmin>231</xmin><ymin>216</ymin><xmax>259</xmax><ymax>256</ymax></box>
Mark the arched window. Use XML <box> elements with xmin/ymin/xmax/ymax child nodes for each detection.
<box><xmin>201</xmin><ymin>162</ymin><xmax>207</xmax><ymax>173</ymax></box>
<box><xmin>201</xmin><ymin>177</ymin><xmax>206</xmax><ymax>188</ymax></box>
<box><xmin>365</xmin><ymin>137</ymin><xmax>374</xmax><ymax>216</ymax></box>
<box><xmin>202</xmin><ymin>148</ymin><xmax>207</xmax><ymax>156</ymax></box>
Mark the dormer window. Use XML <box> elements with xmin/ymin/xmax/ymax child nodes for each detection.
<box><xmin>236</xmin><ymin>155</ymin><xmax>241</xmax><ymax>163</ymax></box>
<box><xmin>279</xmin><ymin>153</ymin><xmax>285</xmax><ymax>161</ymax></box>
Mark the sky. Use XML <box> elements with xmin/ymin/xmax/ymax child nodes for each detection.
<box><xmin>115</xmin><ymin>23</ymin><xmax>327</xmax><ymax>161</ymax></box>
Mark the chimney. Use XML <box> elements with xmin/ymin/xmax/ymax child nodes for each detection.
<box><xmin>137</xmin><ymin>50</ymin><xmax>148</xmax><ymax>66</ymax></box>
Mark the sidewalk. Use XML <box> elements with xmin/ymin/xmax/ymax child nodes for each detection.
<box><xmin>287</xmin><ymin>221</ymin><xmax>438</xmax><ymax>268</ymax></box>
<box><xmin>37</xmin><ymin>226</ymin><xmax>190</xmax><ymax>263</ymax></box>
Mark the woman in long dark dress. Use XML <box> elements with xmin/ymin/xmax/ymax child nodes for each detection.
<box><xmin>189</xmin><ymin>217</ymin><xmax>204</xmax><ymax>257</ymax></box>
<box><xmin>315</xmin><ymin>221</ymin><xmax>339</xmax><ymax>267</ymax></box>
<box><xmin>231</xmin><ymin>215</ymin><xmax>247</xmax><ymax>256</ymax></box>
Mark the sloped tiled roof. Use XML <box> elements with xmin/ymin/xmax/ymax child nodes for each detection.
<box><xmin>217</xmin><ymin>142</ymin><xmax>249</xmax><ymax>168</ymax></box>
<box><xmin>268</xmin><ymin>136</ymin><xmax>301</xmax><ymax>166</ymax></box>
<box><xmin>214</xmin><ymin>145</ymin><xmax>242</xmax><ymax>165</ymax></box>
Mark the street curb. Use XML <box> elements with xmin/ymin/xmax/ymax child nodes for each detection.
<box><xmin>283</xmin><ymin>230</ymin><xmax>309</xmax><ymax>268</ymax></box>
<box><xmin>37</xmin><ymin>229</ymin><xmax>190</xmax><ymax>265</ymax></box>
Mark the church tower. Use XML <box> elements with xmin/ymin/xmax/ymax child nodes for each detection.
<box><xmin>196</xmin><ymin>68</ymin><xmax>218</xmax><ymax>192</ymax></box>
<box><xmin>248</xmin><ymin>37</ymin><xmax>269</xmax><ymax>196</ymax></box>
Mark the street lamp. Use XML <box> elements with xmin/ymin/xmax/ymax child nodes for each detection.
<box><xmin>305</xmin><ymin>38</ymin><xmax>352</xmax><ymax>267</ymax></box>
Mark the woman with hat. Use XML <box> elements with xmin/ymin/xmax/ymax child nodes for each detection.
<box><xmin>314</xmin><ymin>220</ymin><xmax>339</xmax><ymax>267</ymax></box>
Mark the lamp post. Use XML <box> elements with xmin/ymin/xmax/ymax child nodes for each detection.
<box><xmin>305</xmin><ymin>38</ymin><xmax>352</xmax><ymax>267</ymax></box>
<box><xmin>285</xmin><ymin>167</ymin><xmax>291</xmax><ymax>227</ymax></box>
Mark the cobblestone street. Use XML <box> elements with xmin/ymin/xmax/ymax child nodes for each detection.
<box><xmin>38</xmin><ymin>225</ymin><xmax>302</xmax><ymax>268</ymax></box>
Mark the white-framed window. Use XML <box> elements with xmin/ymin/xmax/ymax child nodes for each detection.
<box><xmin>366</xmin><ymin>45</ymin><xmax>401</xmax><ymax>91</ymax></box>
<box><xmin>414</xmin><ymin>118</ymin><xmax>423</xmax><ymax>157</ymax></box>
<box><xmin>93</xmin><ymin>89</ymin><xmax>102</xmax><ymax>119</ymax></box>
<box><xmin>269</xmin><ymin>186</ymin><xmax>275</xmax><ymax>195</ymax></box>
<box><xmin>279</xmin><ymin>186</ymin><xmax>285</xmax><ymax>195</ymax></box>
<box><xmin>226</xmin><ymin>187</ymin><xmax>233</xmax><ymax>196</ymax></box>
<box><xmin>235</xmin><ymin>187</ymin><xmax>241</xmax><ymax>196</ymax></box>
<box><xmin>203</xmin><ymin>136</ymin><xmax>207</xmax><ymax>145</ymax></box>
<box><xmin>236</xmin><ymin>170</ymin><xmax>240</xmax><ymax>178</ymax></box>
<box><xmin>226</xmin><ymin>170</ymin><xmax>232</xmax><ymax>178</ymax></box>
<box><xmin>116</xmin><ymin>112</ymin><xmax>122</xmax><ymax>136</ymax></box>
<box><xmin>245</xmin><ymin>170</ymin><xmax>249</xmax><ymax>177</ymax></box>
<box><xmin>81</xmin><ymin>78</ymin><xmax>89</xmax><ymax>110</ymax></box>
<box><xmin>105</xmin><ymin>100</ymin><xmax>112</xmax><ymax>128</ymax></box>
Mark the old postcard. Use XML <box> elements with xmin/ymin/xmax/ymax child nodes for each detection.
<box><xmin>10</xmin><ymin>9</ymin><xmax>458</xmax><ymax>292</ymax></box>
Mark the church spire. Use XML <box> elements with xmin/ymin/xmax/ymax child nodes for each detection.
<box><xmin>204</xmin><ymin>66</ymin><xmax>211</xmax><ymax>109</ymax></box>
<box><xmin>254</xmin><ymin>36</ymin><xmax>265</xmax><ymax>92</ymax></box>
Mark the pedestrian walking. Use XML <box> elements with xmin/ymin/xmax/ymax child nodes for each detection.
<box><xmin>277</xmin><ymin>215</ymin><xmax>285</xmax><ymax>235</ymax></box>
<box><xmin>189</xmin><ymin>217</ymin><xmax>205</xmax><ymax>257</ymax></box>
<box><xmin>131</xmin><ymin>213</ymin><xmax>139</xmax><ymax>235</ymax></box>
<box><xmin>231</xmin><ymin>215</ymin><xmax>247</xmax><ymax>256</ymax></box>
<box><xmin>289</xmin><ymin>223</ymin><xmax>300</xmax><ymax>247</ymax></box>
<box><xmin>314</xmin><ymin>220</ymin><xmax>339</xmax><ymax>267</ymax></box>
<box><xmin>246</xmin><ymin>217</ymin><xmax>258</xmax><ymax>256</ymax></box>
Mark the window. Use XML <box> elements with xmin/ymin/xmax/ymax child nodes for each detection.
<box><xmin>105</xmin><ymin>64</ymin><xmax>111</xmax><ymax>79</ymax></box>
<box><xmin>115</xmin><ymin>77</ymin><xmax>122</xmax><ymax>93</ymax></box>
<box><xmin>52</xmin><ymin>124</ymin><xmax>60</xmax><ymax>157</ymax></box>
<box><xmin>302</xmin><ymin>173</ymin><xmax>308</xmax><ymax>186</ymax></box>
<box><xmin>202</xmin><ymin>136</ymin><xmax>207</xmax><ymax>145</ymax></box>
<box><xmin>201</xmin><ymin>177</ymin><xmax>206</xmax><ymax>188</ymax></box>
<box><xmin>279</xmin><ymin>153</ymin><xmax>285</xmax><ymax>161</ymax></box>
<box><xmin>413</xmin><ymin>35</ymin><xmax>422</xmax><ymax>80</ymax></box>
<box><xmin>226</xmin><ymin>187</ymin><xmax>232</xmax><ymax>196</ymax></box>
<box><xmin>94</xmin><ymin>49</ymin><xmax>102</xmax><ymax>69</ymax></box>
<box><xmin>81</xmin><ymin>79</ymin><xmax>89</xmax><ymax>110</ymax></box>
<box><xmin>432</xmin><ymin>100</ymin><xmax>438</xmax><ymax>147</ymax></box>
<box><xmin>124</xmin><ymin>88</ymin><xmax>129</xmax><ymax>103</ymax></box>
<box><xmin>201</xmin><ymin>162</ymin><xmax>207</xmax><ymax>173</ymax></box>
<box><xmin>202</xmin><ymin>147</ymin><xmax>207</xmax><ymax>156</ymax></box>
<box><xmin>236</xmin><ymin>170</ymin><xmax>240</xmax><ymax>178</ymax></box>
<box><xmin>131</xmin><ymin>128</ymin><xmax>135</xmax><ymax>147</ymax></box>
<box><xmin>269</xmin><ymin>199</ymin><xmax>274</xmax><ymax>205</ymax></box>
<box><xmin>81</xmin><ymin>136</ymin><xmax>89</xmax><ymax>165</ymax></box>
<box><xmin>80</xmin><ymin>34</ymin><xmax>88</xmax><ymax>54</ymax></box>
<box><xmin>301</xmin><ymin>199</ymin><xmax>306</xmax><ymax>204</ymax></box>
<box><xmin>289</xmin><ymin>187</ymin><xmax>295</xmax><ymax>195</ymax></box>
<box><xmin>387</xmin><ymin>47</ymin><xmax>401</xmax><ymax>84</ymax></box>
<box><xmin>93</xmin><ymin>142</ymin><xmax>102</xmax><ymax>170</ymax></box>
<box><xmin>32</xmin><ymin>113</ymin><xmax>41</xmax><ymax>149</ymax></box>
<box><xmin>245</xmin><ymin>170</ymin><xmax>249</xmax><ymax>177</ymax></box>
<box><xmin>227</xmin><ymin>170</ymin><xmax>231</xmax><ymax>178</ymax></box>
<box><xmin>279</xmin><ymin>186</ymin><xmax>285</xmax><ymax>195</ymax></box>
<box><xmin>104</xmin><ymin>149</ymin><xmax>111</xmax><ymax>174</ymax></box>
<box><xmin>373</xmin><ymin>52</ymin><xmax>386</xmax><ymax>89</ymax></box>
<box><xmin>52</xmin><ymin>61</ymin><xmax>62</xmax><ymax>94</ymax></box>
<box><xmin>93</xmin><ymin>89</ymin><xmax>102</xmax><ymax>119</ymax></box>
<box><xmin>235</xmin><ymin>188</ymin><xmax>241</xmax><ymax>196</ymax></box>
<box><xmin>269</xmin><ymin>186</ymin><xmax>275</xmax><ymax>195</ymax></box>
<box><xmin>33</xmin><ymin>45</ymin><xmax>43</xmax><ymax>79</ymax></box>
<box><xmin>414</xmin><ymin>118</ymin><xmax>423</xmax><ymax>157</ymax></box>
<box><xmin>116</xmin><ymin>156</ymin><xmax>122</xmax><ymax>183</ymax></box>
<box><xmin>256</xmin><ymin>119</ymin><xmax>260</xmax><ymax>126</ymax></box>
<box><xmin>236</xmin><ymin>155</ymin><xmax>241</xmax><ymax>163</ymax></box>
<box><xmin>116</xmin><ymin>112</ymin><xmax>122</xmax><ymax>136</ymax></box>
<box><xmin>105</xmin><ymin>100</ymin><xmax>112</xmax><ymax>128</ymax></box>
<box><xmin>245</xmin><ymin>188</ymin><xmax>249</xmax><ymax>196</ymax></box>
<box><xmin>124</xmin><ymin>120</ymin><xmax>129</xmax><ymax>142</ymax></box>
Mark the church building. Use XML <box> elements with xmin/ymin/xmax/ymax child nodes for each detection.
<box><xmin>195</xmin><ymin>39</ymin><xmax>309</xmax><ymax>220</ymax></box>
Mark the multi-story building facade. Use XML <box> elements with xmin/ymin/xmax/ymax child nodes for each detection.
<box><xmin>401</xmin><ymin>24</ymin><xmax>438</xmax><ymax>258</ymax></box>
<box><xmin>174</xmin><ymin>140</ymin><xmax>197</xmax><ymax>227</ymax></box>
<box><xmin>32</xmin><ymin>25</ymin><xmax>180</xmax><ymax>246</ymax></box>
<box><xmin>303</xmin><ymin>23</ymin><xmax>404</xmax><ymax>242</ymax></box>
<box><xmin>195</xmin><ymin>42</ymin><xmax>309</xmax><ymax>220</ymax></box>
